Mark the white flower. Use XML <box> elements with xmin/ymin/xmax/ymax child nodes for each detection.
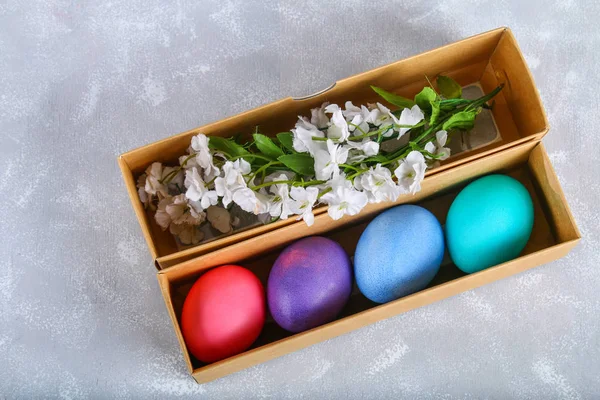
<box><xmin>314</xmin><ymin>139</ymin><xmax>349</xmax><ymax>180</ymax></box>
<box><xmin>349</xmin><ymin>114</ymin><xmax>370</xmax><ymax>136</ymax></box>
<box><xmin>342</xmin><ymin>102</ymin><xmax>371</xmax><ymax>135</ymax></box>
<box><xmin>390</xmin><ymin>105</ymin><xmax>424</xmax><ymax>139</ymax></box>
<box><xmin>325</xmin><ymin>106</ymin><xmax>351</xmax><ymax>142</ymax></box>
<box><xmin>264</xmin><ymin>170</ymin><xmax>295</xmax><ymax>182</ymax></box>
<box><xmin>190</xmin><ymin>133</ymin><xmax>220</xmax><ymax>180</ymax></box>
<box><xmin>289</xmin><ymin>186</ymin><xmax>319</xmax><ymax>226</ymax></box>
<box><xmin>179</xmin><ymin>154</ymin><xmax>198</xmax><ymax>170</ymax></box>
<box><xmin>324</xmin><ymin>103</ymin><xmax>340</xmax><ymax>114</ymax></box>
<box><xmin>233</xmin><ymin>188</ymin><xmax>270</xmax><ymax>215</ymax></box>
<box><xmin>214</xmin><ymin>159</ymin><xmax>250</xmax><ymax>207</ymax></box>
<box><xmin>310</xmin><ymin>102</ymin><xmax>330</xmax><ymax>129</ymax></box>
<box><xmin>367</xmin><ymin>101</ymin><xmax>389</xmax><ymax>112</ymax></box>
<box><xmin>184</xmin><ymin>167</ymin><xmax>218</xmax><ymax>209</ymax></box>
<box><xmin>292</xmin><ymin>122</ymin><xmax>325</xmax><ymax>155</ymax></box>
<box><xmin>424</xmin><ymin>130</ymin><xmax>451</xmax><ymax>161</ymax></box>
<box><xmin>206</xmin><ymin>205</ymin><xmax>233</xmax><ymax>234</ymax></box>
<box><xmin>345</xmin><ymin>139</ymin><xmax>380</xmax><ymax>162</ymax></box>
<box><xmin>342</xmin><ymin>101</ymin><xmax>362</xmax><ymax>120</ymax></box>
<box><xmin>394</xmin><ymin>150</ymin><xmax>427</xmax><ymax>194</ymax></box>
<box><xmin>137</xmin><ymin>173</ymin><xmax>151</xmax><ymax>208</ymax></box>
<box><xmin>367</xmin><ymin>102</ymin><xmax>395</xmax><ymax>134</ymax></box>
<box><xmin>267</xmin><ymin>174</ymin><xmax>294</xmax><ymax>220</ymax></box>
<box><xmin>361</xmin><ymin>141</ymin><xmax>379</xmax><ymax>156</ymax></box>
<box><xmin>326</xmin><ymin>171</ymin><xmax>353</xmax><ymax>191</ymax></box>
<box><xmin>346</xmin><ymin>149</ymin><xmax>367</xmax><ymax>164</ymax></box>
<box><xmin>296</xmin><ymin>116</ymin><xmax>319</xmax><ymax>131</ymax></box>
<box><xmin>142</xmin><ymin>163</ymin><xmax>183</xmax><ymax>198</ymax></box>
<box><xmin>321</xmin><ymin>184</ymin><xmax>368</xmax><ymax>220</ymax></box>
<box><xmin>354</xmin><ymin>165</ymin><xmax>401</xmax><ymax>203</ymax></box>
<box><xmin>144</xmin><ymin>162</ymin><xmax>169</xmax><ymax>198</ymax></box>
<box><xmin>155</xmin><ymin>196</ymin><xmax>174</xmax><ymax>229</ymax></box>
<box><xmin>168</xmin><ymin>194</ymin><xmax>206</xmax><ymax>225</ymax></box>
<box><xmin>155</xmin><ymin>195</ymin><xmax>205</xmax><ymax>232</ymax></box>
<box><xmin>214</xmin><ymin>178</ymin><xmax>235</xmax><ymax>207</ymax></box>
<box><xmin>162</xmin><ymin>166</ymin><xmax>184</xmax><ymax>192</ymax></box>
<box><xmin>169</xmin><ymin>223</ymin><xmax>204</xmax><ymax>245</ymax></box>
<box><xmin>237</xmin><ymin>158</ymin><xmax>251</xmax><ymax>175</ymax></box>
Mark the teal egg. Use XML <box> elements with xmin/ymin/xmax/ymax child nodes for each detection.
<box><xmin>446</xmin><ymin>174</ymin><xmax>534</xmax><ymax>274</ymax></box>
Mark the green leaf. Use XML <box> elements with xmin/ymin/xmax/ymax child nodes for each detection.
<box><xmin>276</xmin><ymin>132</ymin><xmax>296</xmax><ymax>153</ymax></box>
<box><xmin>442</xmin><ymin>110</ymin><xmax>478</xmax><ymax>131</ymax></box>
<box><xmin>371</xmin><ymin>86</ymin><xmax>415</xmax><ymax>109</ymax></box>
<box><xmin>414</xmin><ymin>87</ymin><xmax>437</xmax><ymax>112</ymax></box>
<box><xmin>439</xmin><ymin>98</ymin><xmax>470</xmax><ymax>111</ymax></box>
<box><xmin>430</xmin><ymin>100</ymin><xmax>441</xmax><ymax>126</ymax></box>
<box><xmin>208</xmin><ymin>136</ymin><xmax>249</xmax><ymax>158</ymax></box>
<box><xmin>277</xmin><ymin>154</ymin><xmax>315</xmax><ymax>176</ymax></box>
<box><xmin>437</xmin><ymin>75</ymin><xmax>462</xmax><ymax>99</ymax></box>
<box><xmin>253</xmin><ymin>133</ymin><xmax>284</xmax><ymax>160</ymax></box>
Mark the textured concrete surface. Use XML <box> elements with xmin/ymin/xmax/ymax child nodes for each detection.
<box><xmin>1</xmin><ymin>0</ymin><xmax>599</xmax><ymax>398</ymax></box>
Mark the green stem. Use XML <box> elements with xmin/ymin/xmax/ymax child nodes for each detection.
<box><xmin>248</xmin><ymin>161</ymin><xmax>283</xmax><ymax>183</ymax></box>
<box><xmin>231</xmin><ymin>154</ymin><xmax>274</xmax><ymax>162</ymax></box>
<box><xmin>425</xmin><ymin>75</ymin><xmax>438</xmax><ymax>94</ymax></box>
<box><xmin>381</xmin><ymin>87</ymin><xmax>498</xmax><ymax>164</ymax></box>
<box><xmin>159</xmin><ymin>153</ymin><xmax>196</xmax><ymax>184</ymax></box>
<box><xmin>348</xmin><ymin>122</ymin><xmax>368</xmax><ymax>136</ymax></box>
<box><xmin>374</xmin><ymin>86</ymin><xmax>503</xmax><ymax>168</ymax></box>
<box><xmin>381</xmin><ymin>148</ymin><xmax>412</xmax><ymax>166</ymax></box>
<box><xmin>397</xmin><ymin>121</ymin><xmax>426</xmax><ymax>129</ymax></box>
<box><xmin>421</xmin><ymin>149</ymin><xmax>444</xmax><ymax>159</ymax></box>
<box><xmin>347</xmin><ymin>121</ymin><xmax>425</xmax><ymax>142</ymax></box>
<box><xmin>317</xmin><ymin>187</ymin><xmax>332</xmax><ymax>200</ymax></box>
<box><xmin>204</xmin><ymin>176</ymin><xmax>217</xmax><ymax>187</ymax></box>
<box><xmin>383</xmin><ymin>115</ymin><xmax>449</xmax><ymax>162</ymax></box>
<box><xmin>346</xmin><ymin>170</ymin><xmax>363</xmax><ymax>181</ymax></box>
<box><xmin>347</xmin><ymin>126</ymin><xmax>389</xmax><ymax>141</ymax></box>
<box><xmin>339</xmin><ymin>163</ymin><xmax>360</xmax><ymax>171</ymax></box>
<box><xmin>249</xmin><ymin>179</ymin><xmax>325</xmax><ymax>191</ymax></box>
<box><xmin>464</xmin><ymin>84</ymin><xmax>504</xmax><ymax>112</ymax></box>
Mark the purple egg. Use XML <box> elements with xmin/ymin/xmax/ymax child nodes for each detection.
<box><xmin>267</xmin><ymin>236</ymin><xmax>353</xmax><ymax>333</ymax></box>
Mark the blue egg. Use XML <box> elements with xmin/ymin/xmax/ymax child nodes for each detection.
<box><xmin>446</xmin><ymin>174</ymin><xmax>534</xmax><ymax>274</ymax></box>
<box><xmin>354</xmin><ymin>205</ymin><xmax>445</xmax><ymax>304</ymax></box>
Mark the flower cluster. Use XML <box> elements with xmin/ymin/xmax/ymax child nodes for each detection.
<box><xmin>137</xmin><ymin>77</ymin><xmax>502</xmax><ymax>245</ymax></box>
<box><xmin>288</xmin><ymin>101</ymin><xmax>436</xmax><ymax>221</ymax></box>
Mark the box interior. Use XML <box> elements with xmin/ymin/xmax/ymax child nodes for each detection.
<box><xmin>164</xmin><ymin>145</ymin><xmax>574</xmax><ymax>373</ymax></box>
<box><xmin>120</xmin><ymin>27</ymin><xmax>549</xmax><ymax>263</ymax></box>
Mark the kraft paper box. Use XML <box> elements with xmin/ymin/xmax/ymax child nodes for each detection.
<box><xmin>158</xmin><ymin>142</ymin><xmax>580</xmax><ymax>383</ymax></box>
<box><xmin>119</xmin><ymin>27</ymin><xmax>549</xmax><ymax>269</ymax></box>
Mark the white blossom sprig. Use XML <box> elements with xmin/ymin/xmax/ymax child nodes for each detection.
<box><xmin>137</xmin><ymin>76</ymin><xmax>503</xmax><ymax>245</ymax></box>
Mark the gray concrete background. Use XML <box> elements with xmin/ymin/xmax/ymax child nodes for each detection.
<box><xmin>1</xmin><ymin>0</ymin><xmax>598</xmax><ymax>398</ymax></box>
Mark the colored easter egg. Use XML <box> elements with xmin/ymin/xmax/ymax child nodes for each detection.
<box><xmin>445</xmin><ymin>174</ymin><xmax>534</xmax><ymax>274</ymax></box>
<box><xmin>181</xmin><ymin>265</ymin><xmax>266</xmax><ymax>363</ymax></box>
<box><xmin>354</xmin><ymin>205</ymin><xmax>445</xmax><ymax>304</ymax></box>
<box><xmin>267</xmin><ymin>236</ymin><xmax>352</xmax><ymax>333</ymax></box>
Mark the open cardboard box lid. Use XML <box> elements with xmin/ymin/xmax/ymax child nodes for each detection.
<box><xmin>119</xmin><ymin>27</ymin><xmax>549</xmax><ymax>269</ymax></box>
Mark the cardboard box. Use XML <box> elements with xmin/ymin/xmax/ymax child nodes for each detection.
<box><xmin>157</xmin><ymin>142</ymin><xmax>580</xmax><ymax>383</ymax></box>
<box><xmin>119</xmin><ymin>27</ymin><xmax>548</xmax><ymax>269</ymax></box>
